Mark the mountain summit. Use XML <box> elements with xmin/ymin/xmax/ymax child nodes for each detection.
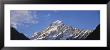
<box><xmin>31</xmin><ymin>20</ymin><xmax>93</xmax><ymax>40</ymax></box>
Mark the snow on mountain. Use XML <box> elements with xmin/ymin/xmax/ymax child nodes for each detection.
<box><xmin>31</xmin><ymin>20</ymin><xmax>93</xmax><ymax>40</ymax></box>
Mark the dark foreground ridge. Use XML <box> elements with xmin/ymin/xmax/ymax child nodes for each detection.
<box><xmin>85</xmin><ymin>24</ymin><xmax>100</xmax><ymax>40</ymax></box>
<box><xmin>11</xmin><ymin>27</ymin><xmax>30</xmax><ymax>40</ymax></box>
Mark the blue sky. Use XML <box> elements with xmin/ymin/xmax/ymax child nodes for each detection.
<box><xmin>10</xmin><ymin>10</ymin><xmax>100</xmax><ymax>38</ymax></box>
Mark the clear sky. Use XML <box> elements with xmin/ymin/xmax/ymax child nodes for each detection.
<box><xmin>10</xmin><ymin>10</ymin><xmax>100</xmax><ymax>38</ymax></box>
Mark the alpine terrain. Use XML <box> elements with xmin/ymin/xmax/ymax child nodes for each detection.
<box><xmin>31</xmin><ymin>20</ymin><xmax>93</xmax><ymax>40</ymax></box>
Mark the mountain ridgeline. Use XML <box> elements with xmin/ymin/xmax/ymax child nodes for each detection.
<box><xmin>11</xmin><ymin>20</ymin><xmax>100</xmax><ymax>40</ymax></box>
<box><xmin>11</xmin><ymin>27</ymin><xmax>29</xmax><ymax>40</ymax></box>
<box><xmin>85</xmin><ymin>24</ymin><xmax>100</xmax><ymax>40</ymax></box>
<box><xmin>31</xmin><ymin>20</ymin><xmax>100</xmax><ymax>40</ymax></box>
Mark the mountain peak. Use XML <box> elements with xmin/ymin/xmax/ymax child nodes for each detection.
<box><xmin>53</xmin><ymin>20</ymin><xmax>62</xmax><ymax>24</ymax></box>
<box><xmin>51</xmin><ymin>20</ymin><xmax>63</xmax><ymax>26</ymax></box>
<box><xmin>31</xmin><ymin>20</ymin><xmax>93</xmax><ymax>40</ymax></box>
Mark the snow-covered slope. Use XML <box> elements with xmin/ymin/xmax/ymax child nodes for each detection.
<box><xmin>31</xmin><ymin>20</ymin><xmax>93</xmax><ymax>40</ymax></box>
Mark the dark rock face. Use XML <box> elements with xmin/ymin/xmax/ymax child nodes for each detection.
<box><xmin>11</xmin><ymin>27</ymin><xmax>30</xmax><ymax>40</ymax></box>
<box><xmin>86</xmin><ymin>25</ymin><xmax>100</xmax><ymax>40</ymax></box>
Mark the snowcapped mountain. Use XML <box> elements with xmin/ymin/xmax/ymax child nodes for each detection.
<box><xmin>31</xmin><ymin>20</ymin><xmax>93</xmax><ymax>40</ymax></box>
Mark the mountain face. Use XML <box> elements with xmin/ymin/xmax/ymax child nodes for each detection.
<box><xmin>31</xmin><ymin>20</ymin><xmax>93</xmax><ymax>40</ymax></box>
<box><xmin>11</xmin><ymin>27</ymin><xmax>30</xmax><ymax>40</ymax></box>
